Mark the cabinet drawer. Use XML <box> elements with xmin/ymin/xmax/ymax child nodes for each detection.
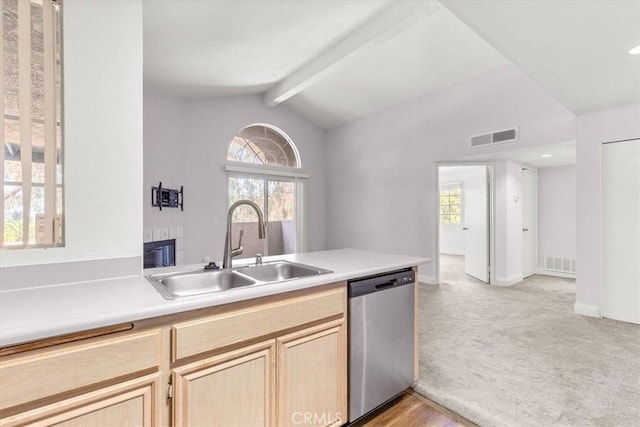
<box><xmin>0</xmin><ymin>329</ymin><xmax>161</xmax><ymax>411</ymax></box>
<box><xmin>0</xmin><ymin>373</ymin><xmax>160</xmax><ymax>427</ymax></box>
<box><xmin>173</xmin><ymin>285</ymin><xmax>345</xmax><ymax>361</ymax></box>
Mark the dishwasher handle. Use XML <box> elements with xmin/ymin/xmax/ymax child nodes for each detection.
<box><xmin>348</xmin><ymin>269</ymin><xmax>415</xmax><ymax>298</ymax></box>
<box><xmin>375</xmin><ymin>279</ymin><xmax>398</xmax><ymax>290</ymax></box>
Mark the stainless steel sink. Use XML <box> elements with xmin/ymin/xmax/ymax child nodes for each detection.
<box><xmin>147</xmin><ymin>269</ymin><xmax>256</xmax><ymax>299</ymax></box>
<box><xmin>237</xmin><ymin>261</ymin><xmax>333</xmax><ymax>282</ymax></box>
<box><xmin>146</xmin><ymin>260</ymin><xmax>332</xmax><ymax>300</ymax></box>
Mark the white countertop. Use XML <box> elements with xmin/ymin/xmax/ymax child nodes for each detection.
<box><xmin>0</xmin><ymin>249</ymin><xmax>429</xmax><ymax>347</ymax></box>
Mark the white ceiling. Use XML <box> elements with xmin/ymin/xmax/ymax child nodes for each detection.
<box><xmin>442</xmin><ymin>0</ymin><xmax>640</xmax><ymax>115</ymax></box>
<box><xmin>143</xmin><ymin>0</ymin><xmax>389</xmax><ymax>97</ymax></box>
<box><xmin>143</xmin><ymin>0</ymin><xmax>640</xmax><ymax>129</ymax></box>
<box><xmin>285</xmin><ymin>2</ymin><xmax>508</xmax><ymax>128</ymax></box>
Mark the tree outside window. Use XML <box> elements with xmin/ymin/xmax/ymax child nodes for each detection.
<box><xmin>440</xmin><ymin>186</ymin><xmax>461</xmax><ymax>224</ymax></box>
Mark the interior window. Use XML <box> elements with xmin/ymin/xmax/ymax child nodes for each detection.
<box><xmin>2</xmin><ymin>0</ymin><xmax>64</xmax><ymax>248</ymax></box>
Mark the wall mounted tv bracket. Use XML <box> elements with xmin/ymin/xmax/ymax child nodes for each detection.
<box><xmin>152</xmin><ymin>182</ymin><xmax>183</xmax><ymax>211</ymax></box>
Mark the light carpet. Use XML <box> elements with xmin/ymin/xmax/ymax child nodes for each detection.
<box><xmin>414</xmin><ymin>273</ymin><xmax>640</xmax><ymax>427</ymax></box>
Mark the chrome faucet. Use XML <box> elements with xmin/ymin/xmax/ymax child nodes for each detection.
<box><xmin>223</xmin><ymin>200</ymin><xmax>266</xmax><ymax>268</ymax></box>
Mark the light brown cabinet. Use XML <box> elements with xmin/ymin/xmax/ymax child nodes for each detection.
<box><xmin>170</xmin><ymin>283</ymin><xmax>347</xmax><ymax>427</ymax></box>
<box><xmin>277</xmin><ymin>320</ymin><xmax>346</xmax><ymax>427</ymax></box>
<box><xmin>172</xmin><ymin>318</ymin><xmax>346</xmax><ymax>427</ymax></box>
<box><xmin>173</xmin><ymin>340</ymin><xmax>276</xmax><ymax>427</ymax></box>
<box><xmin>1</xmin><ymin>374</ymin><xmax>160</xmax><ymax>427</ymax></box>
<box><xmin>0</xmin><ymin>329</ymin><xmax>162</xmax><ymax>426</ymax></box>
<box><xmin>0</xmin><ymin>282</ymin><xmax>347</xmax><ymax>427</ymax></box>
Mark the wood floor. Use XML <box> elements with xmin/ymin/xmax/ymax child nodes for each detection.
<box><xmin>351</xmin><ymin>390</ymin><xmax>476</xmax><ymax>427</ymax></box>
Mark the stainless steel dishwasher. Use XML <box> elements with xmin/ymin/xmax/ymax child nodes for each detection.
<box><xmin>348</xmin><ymin>268</ymin><xmax>415</xmax><ymax>423</ymax></box>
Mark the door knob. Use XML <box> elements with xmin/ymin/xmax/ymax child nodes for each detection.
<box><xmin>523</xmin><ymin>228</ymin><xmax>529</xmax><ymax>232</ymax></box>
<box><xmin>463</xmin><ymin>227</ymin><xmax>468</xmax><ymax>231</ymax></box>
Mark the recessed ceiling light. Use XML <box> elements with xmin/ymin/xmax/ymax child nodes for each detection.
<box><xmin>628</xmin><ymin>45</ymin><xmax>640</xmax><ymax>55</ymax></box>
<box><xmin>540</xmin><ymin>154</ymin><xmax>553</xmax><ymax>158</ymax></box>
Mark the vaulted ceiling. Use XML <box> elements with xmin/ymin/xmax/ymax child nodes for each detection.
<box><xmin>143</xmin><ymin>0</ymin><xmax>640</xmax><ymax>129</ymax></box>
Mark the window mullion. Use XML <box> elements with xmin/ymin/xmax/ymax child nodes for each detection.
<box><xmin>42</xmin><ymin>0</ymin><xmax>56</xmax><ymax>245</ymax></box>
<box><xmin>263</xmin><ymin>178</ymin><xmax>269</xmax><ymax>256</ymax></box>
<box><xmin>18</xmin><ymin>0</ymin><xmax>33</xmax><ymax>246</ymax></box>
<box><xmin>295</xmin><ymin>178</ymin><xmax>307</xmax><ymax>252</ymax></box>
<box><xmin>0</xmin><ymin>0</ymin><xmax>5</xmax><ymax>247</ymax></box>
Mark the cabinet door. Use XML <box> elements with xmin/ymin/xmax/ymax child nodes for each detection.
<box><xmin>172</xmin><ymin>340</ymin><xmax>276</xmax><ymax>427</ymax></box>
<box><xmin>277</xmin><ymin>319</ymin><xmax>347</xmax><ymax>427</ymax></box>
<box><xmin>0</xmin><ymin>374</ymin><xmax>159</xmax><ymax>427</ymax></box>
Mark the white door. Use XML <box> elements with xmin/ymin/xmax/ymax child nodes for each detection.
<box><xmin>522</xmin><ymin>169</ymin><xmax>538</xmax><ymax>278</ymax></box>
<box><xmin>603</xmin><ymin>139</ymin><xmax>640</xmax><ymax>324</ymax></box>
<box><xmin>464</xmin><ymin>166</ymin><xmax>489</xmax><ymax>282</ymax></box>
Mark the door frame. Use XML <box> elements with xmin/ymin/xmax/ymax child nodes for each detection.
<box><xmin>435</xmin><ymin>161</ymin><xmax>495</xmax><ymax>286</ymax></box>
<box><xmin>521</xmin><ymin>166</ymin><xmax>538</xmax><ymax>279</ymax></box>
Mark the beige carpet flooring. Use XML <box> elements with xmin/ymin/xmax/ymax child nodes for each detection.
<box><xmin>413</xmin><ymin>255</ymin><xmax>640</xmax><ymax>427</ymax></box>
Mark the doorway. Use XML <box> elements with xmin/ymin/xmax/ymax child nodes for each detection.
<box><xmin>436</xmin><ymin>163</ymin><xmax>494</xmax><ymax>285</ymax></box>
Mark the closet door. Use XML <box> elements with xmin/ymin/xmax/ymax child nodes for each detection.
<box><xmin>602</xmin><ymin>138</ymin><xmax>640</xmax><ymax>324</ymax></box>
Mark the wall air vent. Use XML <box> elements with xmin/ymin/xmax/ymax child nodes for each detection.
<box><xmin>544</xmin><ymin>255</ymin><xmax>576</xmax><ymax>277</ymax></box>
<box><xmin>470</xmin><ymin>127</ymin><xmax>518</xmax><ymax>148</ymax></box>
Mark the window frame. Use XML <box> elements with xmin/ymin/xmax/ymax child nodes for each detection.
<box><xmin>225</xmin><ymin>168</ymin><xmax>307</xmax><ymax>255</ymax></box>
<box><xmin>439</xmin><ymin>182</ymin><xmax>463</xmax><ymax>225</ymax></box>
<box><xmin>226</xmin><ymin>123</ymin><xmax>302</xmax><ymax>169</ymax></box>
<box><xmin>224</xmin><ymin>123</ymin><xmax>307</xmax><ymax>255</ymax></box>
<box><xmin>1</xmin><ymin>0</ymin><xmax>65</xmax><ymax>249</ymax></box>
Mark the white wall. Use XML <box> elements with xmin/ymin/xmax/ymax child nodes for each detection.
<box><xmin>537</xmin><ymin>165</ymin><xmax>576</xmax><ymax>269</ymax></box>
<box><xmin>143</xmin><ymin>91</ymin><xmax>187</xmax><ymax>263</ymax></box>
<box><xmin>1</xmin><ymin>0</ymin><xmax>143</xmax><ymax>267</ymax></box>
<box><xmin>439</xmin><ymin>225</ymin><xmax>465</xmax><ymax>255</ymax></box>
<box><xmin>173</xmin><ymin>94</ymin><xmax>326</xmax><ymax>264</ymax></box>
<box><xmin>494</xmin><ymin>160</ymin><xmax>523</xmax><ymax>284</ymax></box>
<box><xmin>143</xmin><ymin>91</ymin><xmax>186</xmax><ymax>230</ymax></box>
<box><xmin>576</xmin><ymin>103</ymin><xmax>640</xmax><ymax>315</ymax></box>
<box><xmin>325</xmin><ymin>65</ymin><xmax>575</xmax><ymax>280</ymax></box>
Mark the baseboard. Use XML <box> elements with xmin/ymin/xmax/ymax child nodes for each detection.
<box><xmin>574</xmin><ymin>303</ymin><xmax>601</xmax><ymax>318</ymax></box>
<box><xmin>440</xmin><ymin>250</ymin><xmax>465</xmax><ymax>256</ymax></box>
<box><xmin>418</xmin><ymin>274</ymin><xmax>437</xmax><ymax>285</ymax></box>
<box><xmin>537</xmin><ymin>268</ymin><xmax>576</xmax><ymax>279</ymax></box>
<box><xmin>494</xmin><ymin>275</ymin><xmax>523</xmax><ymax>287</ymax></box>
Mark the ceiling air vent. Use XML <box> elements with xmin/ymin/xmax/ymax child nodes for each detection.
<box><xmin>470</xmin><ymin>127</ymin><xmax>518</xmax><ymax>148</ymax></box>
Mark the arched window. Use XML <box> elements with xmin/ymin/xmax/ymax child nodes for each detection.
<box><xmin>225</xmin><ymin>124</ymin><xmax>307</xmax><ymax>258</ymax></box>
<box><xmin>227</xmin><ymin>124</ymin><xmax>300</xmax><ymax>168</ymax></box>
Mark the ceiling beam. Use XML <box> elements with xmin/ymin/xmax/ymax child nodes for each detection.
<box><xmin>263</xmin><ymin>1</ymin><xmax>434</xmax><ymax>107</ymax></box>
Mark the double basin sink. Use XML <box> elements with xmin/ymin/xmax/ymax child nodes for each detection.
<box><xmin>147</xmin><ymin>260</ymin><xmax>333</xmax><ymax>299</ymax></box>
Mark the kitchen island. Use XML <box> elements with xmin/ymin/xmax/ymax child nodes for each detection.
<box><xmin>1</xmin><ymin>249</ymin><xmax>427</xmax><ymax>347</ymax></box>
<box><xmin>0</xmin><ymin>249</ymin><xmax>428</xmax><ymax>426</ymax></box>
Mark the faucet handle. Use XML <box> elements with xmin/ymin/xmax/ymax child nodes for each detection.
<box><xmin>255</xmin><ymin>253</ymin><xmax>263</xmax><ymax>266</ymax></box>
<box><xmin>231</xmin><ymin>230</ymin><xmax>244</xmax><ymax>258</ymax></box>
<box><xmin>237</xmin><ymin>230</ymin><xmax>244</xmax><ymax>248</ymax></box>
